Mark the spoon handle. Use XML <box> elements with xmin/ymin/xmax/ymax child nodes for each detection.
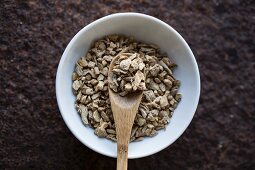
<box><xmin>117</xmin><ymin>143</ymin><xmax>128</xmax><ymax>170</ymax></box>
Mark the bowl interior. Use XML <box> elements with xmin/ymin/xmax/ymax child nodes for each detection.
<box><xmin>56</xmin><ymin>13</ymin><xmax>200</xmax><ymax>159</ymax></box>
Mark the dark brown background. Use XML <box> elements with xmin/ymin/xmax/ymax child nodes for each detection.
<box><xmin>1</xmin><ymin>0</ymin><xmax>254</xmax><ymax>170</ymax></box>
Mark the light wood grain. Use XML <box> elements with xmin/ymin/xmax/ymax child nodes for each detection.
<box><xmin>108</xmin><ymin>55</ymin><xmax>143</xmax><ymax>170</ymax></box>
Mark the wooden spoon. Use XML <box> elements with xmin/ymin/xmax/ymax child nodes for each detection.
<box><xmin>108</xmin><ymin>55</ymin><xmax>144</xmax><ymax>170</ymax></box>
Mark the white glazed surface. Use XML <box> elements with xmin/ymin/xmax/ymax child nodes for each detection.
<box><xmin>56</xmin><ymin>13</ymin><xmax>200</xmax><ymax>159</ymax></box>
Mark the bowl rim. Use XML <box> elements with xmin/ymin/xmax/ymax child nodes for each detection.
<box><xmin>56</xmin><ymin>12</ymin><xmax>200</xmax><ymax>159</ymax></box>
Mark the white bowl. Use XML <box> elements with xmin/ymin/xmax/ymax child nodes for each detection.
<box><xmin>56</xmin><ymin>13</ymin><xmax>200</xmax><ymax>159</ymax></box>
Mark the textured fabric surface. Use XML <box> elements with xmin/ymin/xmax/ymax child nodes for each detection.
<box><xmin>1</xmin><ymin>1</ymin><xmax>254</xmax><ymax>169</ymax></box>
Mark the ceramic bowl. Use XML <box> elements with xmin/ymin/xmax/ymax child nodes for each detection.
<box><xmin>56</xmin><ymin>13</ymin><xmax>200</xmax><ymax>159</ymax></box>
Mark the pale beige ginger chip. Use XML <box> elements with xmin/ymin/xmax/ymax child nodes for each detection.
<box><xmin>93</xmin><ymin>110</ymin><xmax>101</xmax><ymax>122</ymax></box>
<box><xmin>72</xmin><ymin>80</ymin><xmax>82</xmax><ymax>91</ymax></box>
<box><xmin>97</xmin><ymin>41</ymin><xmax>106</xmax><ymax>50</ymax></box>
<box><xmin>148</xmin><ymin>79</ymin><xmax>159</xmax><ymax>91</ymax></box>
<box><xmin>80</xmin><ymin>95</ymin><xmax>87</xmax><ymax>104</ymax></box>
<box><xmin>103</xmin><ymin>55</ymin><xmax>113</xmax><ymax>62</ymax></box>
<box><xmin>96</xmin><ymin>81</ymin><xmax>104</xmax><ymax>91</ymax></box>
<box><xmin>102</xmin><ymin>67</ymin><xmax>108</xmax><ymax>76</ymax></box>
<box><xmin>137</xmin><ymin>117</ymin><xmax>146</xmax><ymax>126</ymax></box>
<box><xmin>78</xmin><ymin>57</ymin><xmax>88</xmax><ymax>67</ymax></box>
<box><xmin>72</xmin><ymin>34</ymin><xmax>181</xmax><ymax>142</ymax></box>
<box><xmin>135</xmin><ymin>137</ymin><xmax>144</xmax><ymax>142</ymax></box>
<box><xmin>88</xmin><ymin>61</ymin><xmax>96</xmax><ymax>68</ymax></box>
<box><xmin>84</xmin><ymin>88</ymin><xmax>94</xmax><ymax>95</ymax></box>
<box><xmin>130</xmin><ymin>59</ymin><xmax>139</xmax><ymax>71</ymax></box>
<box><xmin>106</xmin><ymin>129</ymin><xmax>116</xmax><ymax>134</ymax></box>
<box><xmin>143</xmin><ymin>90</ymin><xmax>156</xmax><ymax>102</ymax></box>
<box><xmin>78</xmin><ymin>104</ymin><xmax>89</xmax><ymax>125</ymax></box>
<box><xmin>124</xmin><ymin>83</ymin><xmax>132</xmax><ymax>92</ymax></box>
<box><xmin>133</xmin><ymin>70</ymin><xmax>145</xmax><ymax>91</ymax></box>
<box><xmin>159</xmin><ymin>83</ymin><xmax>166</xmax><ymax>92</ymax></box>
<box><xmin>139</xmin><ymin>107</ymin><xmax>147</xmax><ymax>118</ymax></box>
<box><xmin>159</xmin><ymin>110</ymin><xmax>169</xmax><ymax>119</ymax></box>
<box><xmin>150</xmin><ymin>64</ymin><xmax>163</xmax><ymax>76</ymax></box>
<box><xmin>163</xmin><ymin>79</ymin><xmax>173</xmax><ymax>88</ymax></box>
<box><xmin>160</xmin><ymin>95</ymin><xmax>169</xmax><ymax>109</ymax></box>
<box><xmin>75</xmin><ymin>64</ymin><xmax>83</xmax><ymax>76</ymax></box>
<box><xmin>72</xmin><ymin>72</ymin><xmax>78</xmax><ymax>81</ymax></box>
<box><xmin>159</xmin><ymin>60</ymin><xmax>173</xmax><ymax>75</ymax></box>
<box><xmin>97</xmin><ymin>74</ymin><xmax>105</xmax><ymax>81</ymax></box>
<box><xmin>101</xmin><ymin>111</ymin><xmax>110</xmax><ymax>122</ymax></box>
<box><xmin>119</xmin><ymin>58</ymin><xmax>131</xmax><ymax>70</ymax></box>
<box><xmin>94</xmin><ymin>119</ymin><xmax>108</xmax><ymax>137</ymax></box>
